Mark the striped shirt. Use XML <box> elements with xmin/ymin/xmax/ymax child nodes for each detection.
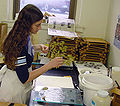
<box><xmin>14</xmin><ymin>36</ymin><xmax>34</xmax><ymax>83</ymax></box>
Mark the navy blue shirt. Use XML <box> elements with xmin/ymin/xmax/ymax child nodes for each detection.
<box><xmin>14</xmin><ymin>36</ymin><xmax>34</xmax><ymax>83</ymax></box>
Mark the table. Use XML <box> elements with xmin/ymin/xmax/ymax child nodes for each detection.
<box><xmin>28</xmin><ymin>62</ymin><xmax>83</xmax><ymax>106</ymax></box>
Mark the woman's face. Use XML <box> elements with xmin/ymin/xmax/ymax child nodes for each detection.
<box><xmin>30</xmin><ymin>19</ymin><xmax>43</xmax><ymax>34</ymax></box>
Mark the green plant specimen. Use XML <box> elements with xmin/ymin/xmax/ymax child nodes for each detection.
<box><xmin>47</xmin><ymin>41</ymin><xmax>74</xmax><ymax>66</ymax></box>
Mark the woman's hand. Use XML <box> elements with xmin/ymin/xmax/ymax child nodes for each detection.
<box><xmin>33</xmin><ymin>44</ymin><xmax>49</xmax><ymax>53</ymax></box>
<box><xmin>40</xmin><ymin>44</ymin><xmax>49</xmax><ymax>53</ymax></box>
<box><xmin>47</xmin><ymin>57</ymin><xmax>64</xmax><ymax>69</ymax></box>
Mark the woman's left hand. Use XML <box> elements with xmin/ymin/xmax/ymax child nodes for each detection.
<box><xmin>40</xmin><ymin>44</ymin><xmax>49</xmax><ymax>53</ymax></box>
<box><xmin>33</xmin><ymin>44</ymin><xmax>49</xmax><ymax>53</ymax></box>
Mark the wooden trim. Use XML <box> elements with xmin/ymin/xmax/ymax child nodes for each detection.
<box><xmin>13</xmin><ymin>0</ymin><xmax>20</xmax><ymax>19</ymax></box>
<box><xmin>69</xmin><ymin>0</ymin><xmax>77</xmax><ymax>19</ymax></box>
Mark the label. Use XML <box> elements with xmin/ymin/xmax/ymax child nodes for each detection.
<box><xmin>91</xmin><ymin>100</ymin><xmax>95</xmax><ymax>106</ymax></box>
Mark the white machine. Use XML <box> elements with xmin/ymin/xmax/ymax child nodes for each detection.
<box><xmin>75</xmin><ymin>61</ymin><xmax>108</xmax><ymax>76</ymax></box>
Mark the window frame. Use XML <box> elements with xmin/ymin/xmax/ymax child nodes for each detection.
<box><xmin>13</xmin><ymin>0</ymin><xmax>77</xmax><ymax>20</ymax></box>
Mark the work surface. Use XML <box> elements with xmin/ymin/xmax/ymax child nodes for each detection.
<box><xmin>29</xmin><ymin>63</ymin><xmax>83</xmax><ymax>106</ymax></box>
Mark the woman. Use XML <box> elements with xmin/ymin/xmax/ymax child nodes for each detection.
<box><xmin>0</xmin><ymin>4</ymin><xmax>64</xmax><ymax>104</ymax></box>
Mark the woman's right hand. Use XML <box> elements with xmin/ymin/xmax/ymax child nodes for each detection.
<box><xmin>47</xmin><ymin>57</ymin><xmax>64</xmax><ymax>69</ymax></box>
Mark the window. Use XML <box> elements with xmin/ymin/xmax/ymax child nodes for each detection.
<box><xmin>13</xmin><ymin>0</ymin><xmax>77</xmax><ymax>19</ymax></box>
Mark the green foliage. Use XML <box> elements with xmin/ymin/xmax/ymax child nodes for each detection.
<box><xmin>47</xmin><ymin>41</ymin><xmax>74</xmax><ymax>66</ymax></box>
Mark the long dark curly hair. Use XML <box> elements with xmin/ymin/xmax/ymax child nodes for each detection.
<box><xmin>1</xmin><ymin>4</ymin><xmax>43</xmax><ymax>69</ymax></box>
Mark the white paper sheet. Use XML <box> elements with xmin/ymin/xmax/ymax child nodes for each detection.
<box><xmin>48</xmin><ymin>28</ymin><xmax>78</xmax><ymax>37</ymax></box>
<box><xmin>34</xmin><ymin>75</ymin><xmax>74</xmax><ymax>91</ymax></box>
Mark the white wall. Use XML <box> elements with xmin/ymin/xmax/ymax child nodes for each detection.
<box><xmin>75</xmin><ymin>0</ymin><xmax>110</xmax><ymax>38</ymax></box>
<box><xmin>0</xmin><ymin>0</ymin><xmax>7</xmax><ymax>20</ymax></box>
<box><xmin>0</xmin><ymin>0</ymin><xmax>13</xmax><ymax>21</ymax></box>
<box><xmin>75</xmin><ymin>0</ymin><xmax>81</xmax><ymax>28</ymax></box>
<box><xmin>106</xmin><ymin>0</ymin><xmax>120</xmax><ymax>67</ymax></box>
